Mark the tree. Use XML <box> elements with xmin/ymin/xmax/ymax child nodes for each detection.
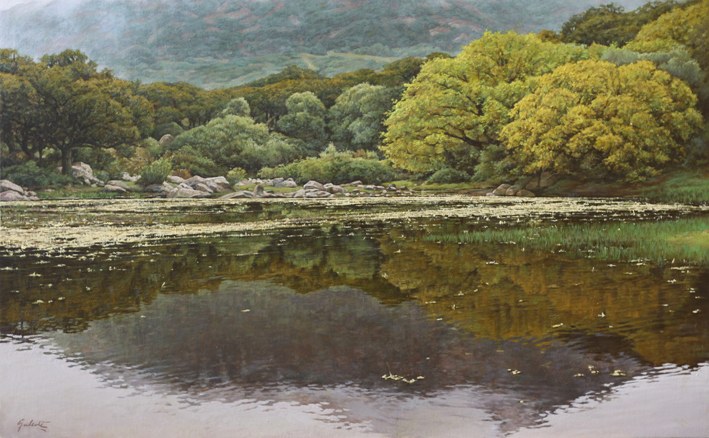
<box><xmin>328</xmin><ymin>83</ymin><xmax>395</xmax><ymax>152</ymax></box>
<box><xmin>275</xmin><ymin>92</ymin><xmax>327</xmax><ymax>156</ymax></box>
<box><xmin>0</xmin><ymin>49</ymin><xmax>153</xmax><ymax>174</ymax></box>
<box><xmin>501</xmin><ymin>60</ymin><xmax>703</xmax><ymax>182</ymax></box>
<box><xmin>220</xmin><ymin>97</ymin><xmax>250</xmax><ymax>118</ymax></box>
<box><xmin>381</xmin><ymin>32</ymin><xmax>595</xmax><ymax>175</ymax></box>
<box><xmin>560</xmin><ymin>1</ymin><xmax>686</xmax><ymax>47</ymax></box>
<box><xmin>170</xmin><ymin>115</ymin><xmax>298</xmax><ymax>174</ymax></box>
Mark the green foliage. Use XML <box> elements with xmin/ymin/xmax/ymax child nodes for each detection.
<box><xmin>501</xmin><ymin>60</ymin><xmax>704</xmax><ymax>181</ymax></box>
<box><xmin>0</xmin><ymin>49</ymin><xmax>154</xmax><ymax>174</ymax></box>
<box><xmin>139</xmin><ymin>158</ymin><xmax>173</xmax><ymax>186</ymax></box>
<box><xmin>560</xmin><ymin>1</ymin><xmax>685</xmax><ymax>47</ymax></box>
<box><xmin>220</xmin><ymin>97</ymin><xmax>251</xmax><ymax>118</ymax></box>
<box><xmin>328</xmin><ymin>83</ymin><xmax>395</xmax><ymax>152</ymax></box>
<box><xmin>168</xmin><ymin>146</ymin><xmax>222</xmax><ymax>178</ymax></box>
<box><xmin>259</xmin><ymin>145</ymin><xmax>396</xmax><ymax>184</ymax></box>
<box><xmin>227</xmin><ymin>167</ymin><xmax>247</xmax><ymax>184</ymax></box>
<box><xmin>2</xmin><ymin>161</ymin><xmax>74</xmax><ymax>188</ymax></box>
<box><xmin>170</xmin><ymin>115</ymin><xmax>298</xmax><ymax>175</ymax></box>
<box><xmin>154</xmin><ymin>122</ymin><xmax>185</xmax><ymax>140</ymax></box>
<box><xmin>426</xmin><ymin>168</ymin><xmax>471</xmax><ymax>184</ymax></box>
<box><xmin>382</xmin><ymin>31</ymin><xmax>595</xmax><ymax>175</ymax></box>
<box><xmin>275</xmin><ymin>92</ymin><xmax>327</xmax><ymax>155</ymax></box>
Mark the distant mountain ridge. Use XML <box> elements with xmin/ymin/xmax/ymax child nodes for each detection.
<box><xmin>0</xmin><ymin>0</ymin><xmax>648</xmax><ymax>88</ymax></box>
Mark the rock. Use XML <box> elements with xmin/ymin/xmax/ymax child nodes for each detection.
<box><xmin>194</xmin><ymin>182</ymin><xmax>213</xmax><ymax>193</ymax></box>
<box><xmin>106</xmin><ymin>180</ymin><xmax>138</xmax><ymax>192</ymax></box>
<box><xmin>293</xmin><ymin>189</ymin><xmax>307</xmax><ymax>198</ymax></box>
<box><xmin>185</xmin><ymin>175</ymin><xmax>207</xmax><ymax>184</ymax></box>
<box><xmin>167</xmin><ymin>175</ymin><xmax>185</xmax><ymax>184</ymax></box>
<box><xmin>346</xmin><ymin>180</ymin><xmax>362</xmax><ymax>186</ymax></box>
<box><xmin>205</xmin><ymin>176</ymin><xmax>230</xmax><ymax>189</ymax></box>
<box><xmin>515</xmin><ymin>189</ymin><xmax>536</xmax><ymax>197</ymax></box>
<box><xmin>71</xmin><ymin>162</ymin><xmax>94</xmax><ymax>179</ymax></box>
<box><xmin>159</xmin><ymin>134</ymin><xmax>175</xmax><ymax>147</ymax></box>
<box><xmin>0</xmin><ymin>190</ymin><xmax>29</xmax><ymax>201</ymax></box>
<box><xmin>375</xmin><ymin>186</ymin><xmax>385</xmax><ymax>190</ymax></box>
<box><xmin>220</xmin><ymin>191</ymin><xmax>254</xmax><ymax>199</ymax></box>
<box><xmin>234</xmin><ymin>181</ymin><xmax>247</xmax><ymax>187</ymax></box>
<box><xmin>303</xmin><ymin>180</ymin><xmax>325</xmax><ymax>191</ymax></box>
<box><xmin>121</xmin><ymin>172</ymin><xmax>140</xmax><ymax>182</ymax></box>
<box><xmin>144</xmin><ymin>184</ymin><xmax>168</xmax><ymax>193</ymax></box>
<box><xmin>387</xmin><ymin>184</ymin><xmax>397</xmax><ymax>190</ymax></box>
<box><xmin>486</xmin><ymin>192</ymin><xmax>496</xmax><ymax>196</ymax></box>
<box><xmin>0</xmin><ymin>180</ymin><xmax>24</xmax><ymax>195</ymax></box>
<box><xmin>101</xmin><ymin>184</ymin><xmax>127</xmax><ymax>193</ymax></box>
<box><xmin>167</xmin><ymin>187</ymin><xmax>210</xmax><ymax>198</ymax></box>
<box><xmin>492</xmin><ymin>184</ymin><xmax>511</xmax><ymax>196</ymax></box>
<box><xmin>213</xmin><ymin>185</ymin><xmax>231</xmax><ymax>193</ymax></box>
<box><xmin>253</xmin><ymin>184</ymin><xmax>265</xmax><ymax>196</ymax></box>
<box><xmin>505</xmin><ymin>187</ymin><xmax>516</xmax><ymax>196</ymax></box>
<box><xmin>274</xmin><ymin>178</ymin><xmax>297</xmax><ymax>188</ymax></box>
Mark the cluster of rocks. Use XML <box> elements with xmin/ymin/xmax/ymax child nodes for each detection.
<box><xmin>0</xmin><ymin>180</ymin><xmax>39</xmax><ymax>201</ymax></box>
<box><xmin>485</xmin><ymin>172</ymin><xmax>559</xmax><ymax>198</ymax></box>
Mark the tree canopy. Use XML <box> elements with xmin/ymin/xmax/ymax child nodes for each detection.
<box><xmin>501</xmin><ymin>60</ymin><xmax>703</xmax><ymax>181</ymax></box>
<box><xmin>0</xmin><ymin>49</ymin><xmax>153</xmax><ymax>174</ymax></box>
<box><xmin>381</xmin><ymin>32</ymin><xmax>597</xmax><ymax>174</ymax></box>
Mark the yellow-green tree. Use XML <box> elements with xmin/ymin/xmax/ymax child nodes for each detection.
<box><xmin>501</xmin><ymin>60</ymin><xmax>703</xmax><ymax>181</ymax></box>
<box><xmin>380</xmin><ymin>32</ymin><xmax>597</xmax><ymax>174</ymax></box>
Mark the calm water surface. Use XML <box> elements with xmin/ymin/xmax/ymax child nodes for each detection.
<box><xmin>1</xmin><ymin>199</ymin><xmax>708</xmax><ymax>437</ymax></box>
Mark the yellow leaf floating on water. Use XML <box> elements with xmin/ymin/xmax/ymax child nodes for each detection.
<box><xmin>32</xmin><ymin>300</ymin><xmax>44</xmax><ymax>305</ymax></box>
<box><xmin>29</xmin><ymin>272</ymin><xmax>41</xmax><ymax>277</ymax></box>
<box><xmin>552</xmin><ymin>323</ymin><xmax>564</xmax><ymax>328</ymax></box>
<box><xmin>241</xmin><ymin>309</ymin><xmax>251</xmax><ymax>313</ymax></box>
<box><xmin>507</xmin><ymin>369</ymin><xmax>521</xmax><ymax>375</ymax></box>
<box><xmin>693</xmin><ymin>309</ymin><xmax>701</xmax><ymax>314</ymax></box>
<box><xmin>574</xmin><ymin>373</ymin><xmax>585</xmax><ymax>377</ymax></box>
<box><xmin>611</xmin><ymin>370</ymin><xmax>626</xmax><ymax>377</ymax></box>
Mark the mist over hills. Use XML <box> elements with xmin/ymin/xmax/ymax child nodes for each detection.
<box><xmin>1</xmin><ymin>0</ymin><xmax>648</xmax><ymax>88</ymax></box>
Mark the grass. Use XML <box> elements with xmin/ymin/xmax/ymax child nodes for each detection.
<box><xmin>639</xmin><ymin>168</ymin><xmax>709</xmax><ymax>204</ymax></box>
<box><xmin>425</xmin><ymin>217</ymin><xmax>709</xmax><ymax>266</ymax></box>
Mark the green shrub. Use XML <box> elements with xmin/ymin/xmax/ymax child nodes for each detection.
<box><xmin>94</xmin><ymin>170</ymin><xmax>110</xmax><ymax>182</ymax></box>
<box><xmin>140</xmin><ymin>158</ymin><xmax>173</xmax><ymax>186</ymax></box>
<box><xmin>227</xmin><ymin>167</ymin><xmax>247</xmax><ymax>184</ymax></box>
<box><xmin>258</xmin><ymin>147</ymin><xmax>397</xmax><ymax>184</ymax></box>
<box><xmin>2</xmin><ymin>161</ymin><xmax>75</xmax><ymax>188</ymax></box>
<box><xmin>426</xmin><ymin>168</ymin><xmax>471</xmax><ymax>184</ymax></box>
<box><xmin>168</xmin><ymin>146</ymin><xmax>224</xmax><ymax>177</ymax></box>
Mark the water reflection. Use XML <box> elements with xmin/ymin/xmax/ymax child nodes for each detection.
<box><xmin>1</xmin><ymin>215</ymin><xmax>708</xmax><ymax>434</ymax></box>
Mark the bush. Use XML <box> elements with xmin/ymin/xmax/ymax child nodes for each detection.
<box><xmin>140</xmin><ymin>158</ymin><xmax>172</xmax><ymax>186</ymax></box>
<box><xmin>94</xmin><ymin>170</ymin><xmax>110</xmax><ymax>182</ymax></box>
<box><xmin>259</xmin><ymin>146</ymin><xmax>397</xmax><ymax>184</ymax></box>
<box><xmin>168</xmin><ymin>146</ymin><xmax>224</xmax><ymax>177</ymax></box>
<box><xmin>2</xmin><ymin>161</ymin><xmax>75</xmax><ymax>188</ymax></box>
<box><xmin>227</xmin><ymin>167</ymin><xmax>247</xmax><ymax>184</ymax></box>
<box><xmin>426</xmin><ymin>168</ymin><xmax>471</xmax><ymax>184</ymax></box>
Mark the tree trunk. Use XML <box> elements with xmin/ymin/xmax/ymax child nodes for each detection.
<box><xmin>61</xmin><ymin>148</ymin><xmax>73</xmax><ymax>175</ymax></box>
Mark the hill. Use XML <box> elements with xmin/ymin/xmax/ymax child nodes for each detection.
<box><xmin>0</xmin><ymin>0</ymin><xmax>648</xmax><ymax>88</ymax></box>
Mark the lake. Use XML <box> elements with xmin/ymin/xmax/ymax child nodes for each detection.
<box><xmin>1</xmin><ymin>197</ymin><xmax>708</xmax><ymax>437</ymax></box>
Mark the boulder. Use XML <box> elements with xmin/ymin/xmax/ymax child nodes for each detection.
<box><xmin>185</xmin><ymin>175</ymin><xmax>207</xmax><ymax>184</ymax></box>
<box><xmin>106</xmin><ymin>180</ymin><xmax>137</xmax><ymax>192</ymax></box>
<box><xmin>387</xmin><ymin>184</ymin><xmax>397</xmax><ymax>190</ymax></box>
<box><xmin>515</xmin><ymin>189</ymin><xmax>536</xmax><ymax>197</ymax></box>
<box><xmin>101</xmin><ymin>184</ymin><xmax>127</xmax><ymax>193</ymax></box>
<box><xmin>121</xmin><ymin>172</ymin><xmax>140</xmax><ymax>182</ymax></box>
<box><xmin>274</xmin><ymin>178</ymin><xmax>297</xmax><ymax>188</ymax></box>
<box><xmin>492</xmin><ymin>184</ymin><xmax>511</xmax><ymax>196</ymax></box>
<box><xmin>345</xmin><ymin>180</ymin><xmax>362</xmax><ymax>186</ymax></box>
<box><xmin>303</xmin><ymin>180</ymin><xmax>325</xmax><ymax>191</ymax></box>
<box><xmin>0</xmin><ymin>190</ymin><xmax>29</xmax><ymax>201</ymax></box>
<box><xmin>167</xmin><ymin>175</ymin><xmax>185</xmax><ymax>184</ymax></box>
<box><xmin>167</xmin><ymin>186</ymin><xmax>210</xmax><ymax>198</ymax></box>
<box><xmin>205</xmin><ymin>176</ymin><xmax>230</xmax><ymax>189</ymax></box>
<box><xmin>505</xmin><ymin>187</ymin><xmax>516</xmax><ymax>196</ymax></box>
<box><xmin>253</xmin><ymin>184</ymin><xmax>265</xmax><ymax>196</ymax></box>
<box><xmin>293</xmin><ymin>189</ymin><xmax>307</xmax><ymax>198</ymax></box>
<box><xmin>144</xmin><ymin>184</ymin><xmax>169</xmax><ymax>194</ymax></box>
<box><xmin>213</xmin><ymin>185</ymin><xmax>231</xmax><ymax>193</ymax></box>
<box><xmin>159</xmin><ymin>134</ymin><xmax>175</xmax><ymax>147</ymax></box>
<box><xmin>1</xmin><ymin>180</ymin><xmax>24</xmax><ymax>195</ymax></box>
<box><xmin>194</xmin><ymin>182</ymin><xmax>213</xmax><ymax>193</ymax></box>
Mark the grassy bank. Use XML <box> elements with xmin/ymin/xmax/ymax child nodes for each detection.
<box><xmin>426</xmin><ymin>217</ymin><xmax>709</xmax><ymax>266</ymax></box>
